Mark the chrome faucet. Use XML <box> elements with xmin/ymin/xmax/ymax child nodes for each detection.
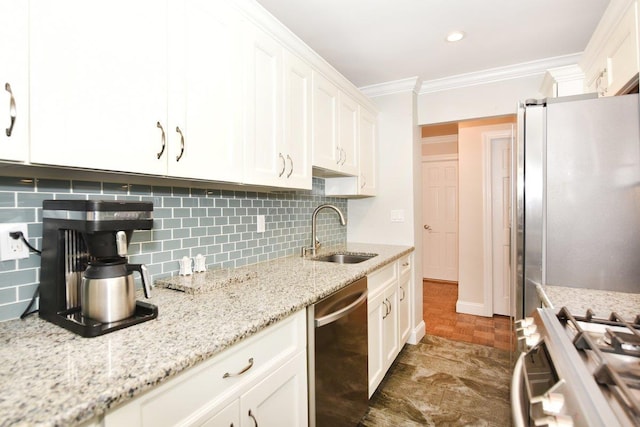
<box><xmin>302</xmin><ymin>204</ymin><xmax>347</xmax><ymax>257</ymax></box>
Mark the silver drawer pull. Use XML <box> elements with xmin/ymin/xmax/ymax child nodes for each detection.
<box><xmin>286</xmin><ymin>154</ymin><xmax>293</xmax><ymax>178</ymax></box>
<box><xmin>5</xmin><ymin>83</ymin><xmax>16</xmax><ymax>137</ymax></box>
<box><xmin>402</xmin><ymin>262</ymin><xmax>409</xmax><ymax>267</ymax></box>
<box><xmin>156</xmin><ymin>121</ymin><xmax>166</xmax><ymax>159</ymax></box>
<box><xmin>175</xmin><ymin>126</ymin><xmax>185</xmax><ymax>161</ymax></box>
<box><xmin>223</xmin><ymin>357</ymin><xmax>254</xmax><ymax>378</ymax></box>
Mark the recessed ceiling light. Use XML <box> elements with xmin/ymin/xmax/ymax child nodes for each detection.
<box><xmin>446</xmin><ymin>31</ymin><xmax>465</xmax><ymax>42</ymax></box>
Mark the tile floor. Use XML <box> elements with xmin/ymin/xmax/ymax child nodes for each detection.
<box><xmin>358</xmin><ymin>280</ymin><xmax>514</xmax><ymax>426</ymax></box>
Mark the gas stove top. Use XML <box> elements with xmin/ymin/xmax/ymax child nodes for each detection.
<box><xmin>557</xmin><ymin>308</ymin><xmax>640</xmax><ymax>425</ymax></box>
<box><xmin>512</xmin><ymin>307</ymin><xmax>640</xmax><ymax>427</ymax></box>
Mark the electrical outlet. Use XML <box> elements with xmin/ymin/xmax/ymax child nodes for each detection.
<box><xmin>0</xmin><ymin>223</ymin><xmax>30</xmax><ymax>261</ymax></box>
<box><xmin>256</xmin><ymin>215</ymin><xmax>266</xmax><ymax>233</ymax></box>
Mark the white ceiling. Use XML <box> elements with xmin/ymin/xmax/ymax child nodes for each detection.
<box><xmin>255</xmin><ymin>0</ymin><xmax>610</xmax><ymax>88</ymax></box>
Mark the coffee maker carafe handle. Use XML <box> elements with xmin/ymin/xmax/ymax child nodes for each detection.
<box><xmin>116</xmin><ymin>231</ymin><xmax>128</xmax><ymax>257</ymax></box>
<box><xmin>127</xmin><ymin>264</ymin><xmax>152</xmax><ymax>298</ymax></box>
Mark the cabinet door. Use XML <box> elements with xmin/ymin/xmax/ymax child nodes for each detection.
<box><xmin>358</xmin><ymin>107</ymin><xmax>377</xmax><ymax>196</ymax></box>
<box><xmin>311</xmin><ymin>72</ymin><xmax>339</xmax><ymax>171</ymax></box>
<box><xmin>201</xmin><ymin>400</ymin><xmax>240</xmax><ymax>427</ymax></box>
<box><xmin>166</xmin><ymin>0</ymin><xmax>244</xmax><ymax>182</ymax></box>
<box><xmin>337</xmin><ymin>91</ymin><xmax>359</xmax><ymax>176</ymax></box>
<box><xmin>382</xmin><ymin>283</ymin><xmax>400</xmax><ymax>371</ymax></box>
<box><xmin>398</xmin><ymin>272</ymin><xmax>411</xmax><ymax>346</ymax></box>
<box><xmin>29</xmin><ymin>0</ymin><xmax>168</xmax><ymax>174</ymax></box>
<box><xmin>282</xmin><ymin>50</ymin><xmax>312</xmax><ymax>189</ymax></box>
<box><xmin>367</xmin><ymin>290</ymin><xmax>385</xmax><ymax>397</ymax></box>
<box><xmin>243</xmin><ymin>23</ymin><xmax>283</xmax><ymax>188</ymax></box>
<box><xmin>606</xmin><ymin>3</ymin><xmax>639</xmax><ymax>95</ymax></box>
<box><xmin>240</xmin><ymin>352</ymin><xmax>308</xmax><ymax>427</ymax></box>
<box><xmin>0</xmin><ymin>0</ymin><xmax>28</xmax><ymax>162</ymax></box>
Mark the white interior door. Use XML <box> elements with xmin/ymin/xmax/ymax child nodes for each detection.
<box><xmin>422</xmin><ymin>159</ymin><xmax>458</xmax><ymax>281</ymax></box>
<box><xmin>491</xmin><ymin>138</ymin><xmax>511</xmax><ymax>316</ymax></box>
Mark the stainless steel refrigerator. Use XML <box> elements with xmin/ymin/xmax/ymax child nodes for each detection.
<box><xmin>513</xmin><ymin>93</ymin><xmax>640</xmax><ymax>319</ymax></box>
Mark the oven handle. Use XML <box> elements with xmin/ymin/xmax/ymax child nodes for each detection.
<box><xmin>511</xmin><ymin>351</ymin><xmax>526</xmax><ymax>427</ymax></box>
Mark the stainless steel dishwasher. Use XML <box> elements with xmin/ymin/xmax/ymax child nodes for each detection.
<box><xmin>308</xmin><ymin>277</ymin><xmax>368</xmax><ymax>427</ymax></box>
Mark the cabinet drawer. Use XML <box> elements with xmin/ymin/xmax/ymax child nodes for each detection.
<box><xmin>367</xmin><ymin>261</ymin><xmax>397</xmax><ymax>294</ymax></box>
<box><xmin>106</xmin><ymin>311</ymin><xmax>305</xmax><ymax>427</ymax></box>
<box><xmin>398</xmin><ymin>253</ymin><xmax>412</xmax><ymax>278</ymax></box>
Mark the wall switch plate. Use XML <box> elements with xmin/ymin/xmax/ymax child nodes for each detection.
<box><xmin>390</xmin><ymin>210</ymin><xmax>405</xmax><ymax>223</ymax></box>
<box><xmin>0</xmin><ymin>223</ymin><xmax>30</xmax><ymax>261</ymax></box>
<box><xmin>256</xmin><ymin>215</ymin><xmax>266</xmax><ymax>233</ymax></box>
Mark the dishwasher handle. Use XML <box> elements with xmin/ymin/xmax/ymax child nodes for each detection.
<box><xmin>315</xmin><ymin>289</ymin><xmax>367</xmax><ymax>328</ymax></box>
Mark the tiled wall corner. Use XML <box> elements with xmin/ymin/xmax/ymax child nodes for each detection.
<box><xmin>0</xmin><ymin>176</ymin><xmax>347</xmax><ymax>321</ymax></box>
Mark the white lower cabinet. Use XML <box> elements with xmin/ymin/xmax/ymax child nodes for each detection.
<box><xmin>367</xmin><ymin>253</ymin><xmax>414</xmax><ymax>397</ymax></box>
<box><xmin>104</xmin><ymin>311</ymin><xmax>307</xmax><ymax>427</ymax></box>
<box><xmin>398</xmin><ymin>254</ymin><xmax>413</xmax><ymax>345</ymax></box>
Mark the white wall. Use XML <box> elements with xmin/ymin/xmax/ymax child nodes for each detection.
<box><xmin>417</xmin><ymin>74</ymin><xmax>544</xmax><ymax>125</ymax></box>
<box><xmin>348</xmin><ymin>89</ymin><xmax>425</xmax><ymax>344</ymax></box>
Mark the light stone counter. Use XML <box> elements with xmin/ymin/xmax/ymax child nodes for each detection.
<box><xmin>537</xmin><ymin>284</ymin><xmax>640</xmax><ymax>321</ymax></box>
<box><xmin>0</xmin><ymin>242</ymin><xmax>413</xmax><ymax>427</ymax></box>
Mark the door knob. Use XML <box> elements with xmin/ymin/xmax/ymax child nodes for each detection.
<box><xmin>424</xmin><ymin>225</ymin><xmax>432</xmax><ymax>230</ymax></box>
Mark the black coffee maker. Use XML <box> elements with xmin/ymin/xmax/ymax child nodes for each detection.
<box><xmin>39</xmin><ymin>200</ymin><xmax>157</xmax><ymax>337</ymax></box>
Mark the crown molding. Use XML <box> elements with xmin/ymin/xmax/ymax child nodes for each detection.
<box><xmin>418</xmin><ymin>53</ymin><xmax>583</xmax><ymax>94</ymax></box>
<box><xmin>359</xmin><ymin>76</ymin><xmax>423</xmax><ymax>97</ymax></box>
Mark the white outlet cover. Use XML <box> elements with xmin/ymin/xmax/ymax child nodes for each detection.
<box><xmin>0</xmin><ymin>223</ymin><xmax>30</xmax><ymax>261</ymax></box>
<box><xmin>256</xmin><ymin>215</ymin><xmax>266</xmax><ymax>233</ymax></box>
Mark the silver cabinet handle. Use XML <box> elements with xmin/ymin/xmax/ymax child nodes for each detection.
<box><xmin>278</xmin><ymin>153</ymin><xmax>286</xmax><ymax>177</ymax></box>
<box><xmin>402</xmin><ymin>262</ymin><xmax>410</xmax><ymax>267</ymax></box>
<box><xmin>382</xmin><ymin>299</ymin><xmax>389</xmax><ymax>319</ymax></box>
<box><xmin>341</xmin><ymin>148</ymin><xmax>346</xmax><ymax>165</ymax></box>
<box><xmin>386</xmin><ymin>298</ymin><xmax>392</xmax><ymax>316</ymax></box>
<box><xmin>336</xmin><ymin>146</ymin><xmax>342</xmax><ymax>165</ymax></box>
<box><xmin>360</xmin><ymin>175</ymin><xmax>366</xmax><ymax>189</ymax></box>
<box><xmin>286</xmin><ymin>154</ymin><xmax>293</xmax><ymax>178</ymax></box>
<box><xmin>156</xmin><ymin>121</ymin><xmax>166</xmax><ymax>159</ymax></box>
<box><xmin>5</xmin><ymin>83</ymin><xmax>16</xmax><ymax>137</ymax></box>
<box><xmin>223</xmin><ymin>357</ymin><xmax>254</xmax><ymax>378</ymax></box>
<box><xmin>400</xmin><ymin>286</ymin><xmax>406</xmax><ymax>302</ymax></box>
<box><xmin>248</xmin><ymin>410</ymin><xmax>258</xmax><ymax>427</ymax></box>
<box><xmin>175</xmin><ymin>126</ymin><xmax>185</xmax><ymax>161</ymax></box>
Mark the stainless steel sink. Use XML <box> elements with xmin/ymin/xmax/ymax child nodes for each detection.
<box><xmin>312</xmin><ymin>252</ymin><xmax>377</xmax><ymax>264</ymax></box>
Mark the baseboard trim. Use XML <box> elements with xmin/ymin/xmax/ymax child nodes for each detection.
<box><xmin>407</xmin><ymin>320</ymin><xmax>426</xmax><ymax>345</ymax></box>
<box><xmin>456</xmin><ymin>300</ymin><xmax>492</xmax><ymax>317</ymax></box>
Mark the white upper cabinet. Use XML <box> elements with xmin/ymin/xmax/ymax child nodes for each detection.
<box><xmin>0</xmin><ymin>0</ymin><xmax>29</xmax><ymax>162</ymax></box>
<box><xmin>324</xmin><ymin>105</ymin><xmax>377</xmax><ymax>197</ymax></box>
<box><xmin>357</xmin><ymin>107</ymin><xmax>377</xmax><ymax>196</ymax></box>
<box><xmin>29</xmin><ymin>0</ymin><xmax>168</xmax><ymax>175</ymax></box>
<box><xmin>243</xmin><ymin>23</ymin><xmax>284</xmax><ymax>187</ymax></box>
<box><xmin>311</xmin><ymin>71</ymin><xmax>340</xmax><ymax>173</ymax></box>
<box><xmin>243</xmin><ymin>23</ymin><xmax>312</xmax><ymax>190</ymax></box>
<box><xmin>337</xmin><ymin>91</ymin><xmax>359</xmax><ymax>175</ymax></box>
<box><xmin>311</xmin><ymin>71</ymin><xmax>362</xmax><ymax>177</ymax></box>
<box><xmin>582</xmin><ymin>0</ymin><xmax>639</xmax><ymax>96</ymax></box>
<box><xmin>166</xmin><ymin>0</ymin><xmax>244</xmax><ymax>182</ymax></box>
<box><xmin>25</xmin><ymin>0</ymin><xmax>374</xmax><ymax>193</ymax></box>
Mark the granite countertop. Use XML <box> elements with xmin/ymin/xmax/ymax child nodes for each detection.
<box><xmin>0</xmin><ymin>242</ymin><xmax>413</xmax><ymax>427</ymax></box>
<box><xmin>536</xmin><ymin>284</ymin><xmax>640</xmax><ymax>321</ymax></box>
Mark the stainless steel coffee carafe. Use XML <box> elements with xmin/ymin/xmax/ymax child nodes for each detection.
<box><xmin>81</xmin><ymin>261</ymin><xmax>151</xmax><ymax>323</ymax></box>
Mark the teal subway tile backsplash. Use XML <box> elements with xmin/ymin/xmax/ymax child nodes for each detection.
<box><xmin>0</xmin><ymin>177</ymin><xmax>347</xmax><ymax>322</ymax></box>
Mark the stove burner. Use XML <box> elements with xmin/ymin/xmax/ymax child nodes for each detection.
<box><xmin>557</xmin><ymin>307</ymin><xmax>640</xmax><ymax>423</ymax></box>
<box><xmin>604</xmin><ymin>329</ymin><xmax>640</xmax><ymax>355</ymax></box>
